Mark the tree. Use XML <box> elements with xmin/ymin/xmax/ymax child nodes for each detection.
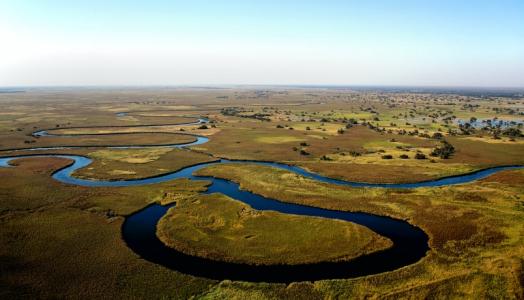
<box><xmin>502</xmin><ymin>128</ymin><xmax>522</xmax><ymax>137</ymax></box>
<box><xmin>430</xmin><ymin>140</ymin><xmax>455</xmax><ymax>159</ymax></box>
<box><xmin>432</xmin><ymin>132</ymin><xmax>443</xmax><ymax>139</ymax></box>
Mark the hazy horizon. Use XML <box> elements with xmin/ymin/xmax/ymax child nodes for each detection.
<box><xmin>1</xmin><ymin>1</ymin><xmax>523</xmax><ymax>87</ymax></box>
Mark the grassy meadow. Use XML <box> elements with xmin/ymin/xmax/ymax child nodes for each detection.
<box><xmin>157</xmin><ymin>193</ymin><xmax>392</xmax><ymax>265</ymax></box>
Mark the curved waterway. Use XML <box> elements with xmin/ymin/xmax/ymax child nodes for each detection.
<box><xmin>1</xmin><ymin>116</ymin><xmax>522</xmax><ymax>282</ymax></box>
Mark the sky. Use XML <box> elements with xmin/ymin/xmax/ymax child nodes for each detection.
<box><xmin>1</xmin><ymin>0</ymin><xmax>523</xmax><ymax>87</ymax></box>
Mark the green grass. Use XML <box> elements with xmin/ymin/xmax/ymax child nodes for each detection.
<box><xmin>73</xmin><ymin>148</ymin><xmax>217</xmax><ymax>180</ymax></box>
<box><xmin>195</xmin><ymin>163</ymin><xmax>524</xmax><ymax>298</ymax></box>
<box><xmin>0</xmin><ymin>157</ymin><xmax>215</xmax><ymax>298</ymax></box>
<box><xmin>157</xmin><ymin>193</ymin><xmax>392</xmax><ymax>265</ymax></box>
<box><xmin>89</xmin><ymin>148</ymin><xmax>173</xmax><ymax>163</ymax></box>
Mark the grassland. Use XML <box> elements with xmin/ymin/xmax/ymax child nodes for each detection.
<box><xmin>1</xmin><ymin>88</ymin><xmax>523</xmax><ymax>299</ymax></box>
<box><xmin>74</xmin><ymin>148</ymin><xmax>217</xmax><ymax>180</ymax></box>
<box><xmin>157</xmin><ymin>193</ymin><xmax>391</xmax><ymax>265</ymax></box>
<box><xmin>195</xmin><ymin>163</ymin><xmax>524</xmax><ymax>298</ymax></box>
<box><xmin>196</xmin><ymin>116</ymin><xmax>523</xmax><ymax>183</ymax></box>
<box><xmin>48</xmin><ymin>123</ymin><xmax>219</xmax><ymax>136</ymax></box>
<box><xmin>0</xmin><ymin>132</ymin><xmax>198</xmax><ymax>151</ymax></box>
<box><xmin>0</xmin><ymin>157</ymin><xmax>218</xmax><ymax>299</ymax></box>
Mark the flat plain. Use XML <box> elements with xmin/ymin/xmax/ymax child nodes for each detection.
<box><xmin>1</xmin><ymin>87</ymin><xmax>523</xmax><ymax>299</ymax></box>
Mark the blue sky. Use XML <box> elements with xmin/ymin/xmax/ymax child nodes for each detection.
<box><xmin>1</xmin><ymin>1</ymin><xmax>523</xmax><ymax>87</ymax></box>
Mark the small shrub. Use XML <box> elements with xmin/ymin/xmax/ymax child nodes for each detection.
<box><xmin>432</xmin><ymin>132</ymin><xmax>444</xmax><ymax>139</ymax></box>
<box><xmin>415</xmin><ymin>153</ymin><xmax>427</xmax><ymax>159</ymax></box>
<box><xmin>349</xmin><ymin>151</ymin><xmax>361</xmax><ymax>157</ymax></box>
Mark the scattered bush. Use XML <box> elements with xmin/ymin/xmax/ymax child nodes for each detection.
<box><xmin>432</xmin><ymin>132</ymin><xmax>444</xmax><ymax>139</ymax></box>
<box><xmin>349</xmin><ymin>151</ymin><xmax>361</xmax><ymax>157</ymax></box>
<box><xmin>502</xmin><ymin>128</ymin><xmax>522</xmax><ymax>137</ymax></box>
<box><xmin>430</xmin><ymin>140</ymin><xmax>455</xmax><ymax>159</ymax></box>
<box><xmin>415</xmin><ymin>153</ymin><xmax>427</xmax><ymax>159</ymax></box>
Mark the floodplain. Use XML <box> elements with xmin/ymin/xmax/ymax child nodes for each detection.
<box><xmin>1</xmin><ymin>87</ymin><xmax>523</xmax><ymax>299</ymax></box>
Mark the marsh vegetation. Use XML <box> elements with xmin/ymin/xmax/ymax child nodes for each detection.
<box><xmin>1</xmin><ymin>88</ymin><xmax>523</xmax><ymax>298</ymax></box>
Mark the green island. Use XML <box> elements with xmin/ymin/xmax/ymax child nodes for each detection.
<box><xmin>157</xmin><ymin>194</ymin><xmax>392</xmax><ymax>265</ymax></box>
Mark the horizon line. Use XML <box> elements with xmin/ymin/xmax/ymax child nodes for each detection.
<box><xmin>1</xmin><ymin>84</ymin><xmax>524</xmax><ymax>90</ymax></box>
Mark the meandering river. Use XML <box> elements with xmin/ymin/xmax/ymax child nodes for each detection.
<box><xmin>1</xmin><ymin>116</ymin><xmax>521</xmax><ymax>282</ymax></box>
